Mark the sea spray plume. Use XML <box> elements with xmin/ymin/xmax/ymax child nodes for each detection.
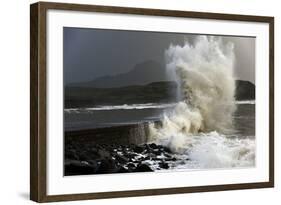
<box><xmin>149</xmin><ymin>36</ymin><xmax>236</xmax><ymax>152</ymax></box>
<box><xmin>168</xmin><ymin>36</ymin><xmax>236</xmax><ymax>132</ymax></box>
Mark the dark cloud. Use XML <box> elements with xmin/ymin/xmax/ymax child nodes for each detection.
<box><xmin>224</xmin><ymin>37</ymin><xmax>255</xmax><ymax>83</ymax></box>
<box><xmin>64</xmin><ymin>27</ymin><xmax>255</xmax><ymax>85</ymax></box>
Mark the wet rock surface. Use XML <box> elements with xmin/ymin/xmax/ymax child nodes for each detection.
<box><xmin>64</xmin><ymin>142</ymin><xmax>178</xmax><ymax>176</ymax></box>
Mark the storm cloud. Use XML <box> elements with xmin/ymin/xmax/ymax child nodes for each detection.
<box><xmin>64</xmin><ymin>27</ymin><xmax>255</xmax><ymax>86</ymax></box>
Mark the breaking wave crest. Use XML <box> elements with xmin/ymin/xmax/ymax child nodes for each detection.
<box><xmin>150</xmin><ymin>36</ymin><xmax>236</xmax><ymax>136</ymax></box>
<box><xmin>65</xmin><ymin>103</ymin><xmax>176</xmax><ymax>113</ymax></box>
<box><xmin>149</xmin><ymin>36</ymin><xmax>255</xmax><ymax>169</ymax></box>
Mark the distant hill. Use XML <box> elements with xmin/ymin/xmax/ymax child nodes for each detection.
<box><xmin>65</xmin><ymin>81</ymin><xmax>178</xmax><ymax>108</ymax></box>
<box><xmin>64</xmin><ymin>80</ymin><xmax>255</xmax><ymax>108</ymax></box>
<box><xmin>68</xmin><ymin>60</ymin><xmax>167</xmax><ymax>88</ymax></box>
<box><xmin>235</xmin><ymin>80</ymin><xmax>255</xmax><ymax>100</ymax></box>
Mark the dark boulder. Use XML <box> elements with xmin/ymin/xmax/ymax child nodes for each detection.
<box><xmin>117</xmin><ymin>166</ymin><xmax>129</xmax><ymax>173</ymax></box>
<box><xmin>159</xmin><ymin>162</ymin><xmax>169</xmax><ymax>169</ymax></box>
<box><xmin>152</xmin><ymin>149</ymin><xmax>162</xmax><ymax>155</ymax></box>
<box><xmin>98</xmin><ymin>149</ymin><xmax>111</xmax><ymax>159</ymax></box>
<box><xmin>127</xmin><ymin>163</ymin><xmax>136</xmax><ymax>169</ymax></box>
<box><xmin>95</xmin><ymin>159</ymin><xmax>117</xmax><ymax>174</ymax></box>
<box><xmin>115</xmin><ymin>154</ymin><xmax>129</xmax><ymax>164</ymax></box>
<box><xmin>149</xmin><ymin>143</ymin><xmax>158</xmax><ymax>149</ymax></box>
<box><xmin>162</xmin><ymin>147</ymin><xmax>172</xmax><ymax>153</ymax></box>
<box><xmin>65</xmin><ymin>149</ymin><xmax>79</xmax><ymax>160</ymax></box>
<box><xmin>124</xmin><ymin>153</ymin><xmax>137</xmax><ymax>159</ymax></box>
<box><xmin>79</xmin><ymin>152</ymin><xmax>90</xmax><ymax>161</ymax></box>
<box><xmin>133</xmin><ymin>146</ymin><xmax>144</xmax><ymax>153</ymax></box>
<box><xmin>64</xmin><ymin>160</ymin><xmax>95</xmax><ymax>175</ymax></box>
<box><xmin>135</xmin><ymin>163</ymin><xmax>153</xmax><ymax>172</ymax></box>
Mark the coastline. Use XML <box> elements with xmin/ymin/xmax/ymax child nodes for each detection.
<box><xmin>64</xmin><ymin>121</ymin><xmax>175</xmax><ymax>176</ymax></box>
<box><xmin>65</xmin><ymin>122</ymin><xmax>153</xmax><ymax>146</ymax></box>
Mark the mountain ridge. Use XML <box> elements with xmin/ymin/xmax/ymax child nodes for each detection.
<box><xmin>67</xmin><ymin>60</ymin><xmax>167</xmax><ymax>88</ymax></box>
<box><xmin>65</xmin><ymin>80</ymin><xmax>255</xmax><ymax>108</ymax></box>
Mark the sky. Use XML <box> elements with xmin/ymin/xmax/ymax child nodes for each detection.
<box><xmin>63</xmin><ymin>27</ymin><xmax>255</xmax><ymax>85</ymax></box>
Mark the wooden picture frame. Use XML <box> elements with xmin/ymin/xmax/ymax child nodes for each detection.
<box><xmin>30</xmin><ymin>1</ymin><xmax>274</xmax><ymax>202</ymax></box>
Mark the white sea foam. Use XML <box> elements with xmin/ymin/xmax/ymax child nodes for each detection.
<box><xmin>149</xmin><ymin>36</ymin><xmax>255</xmax><ymax>169</ymax></box>
<box><xmin>235</xmin><ymin>100</ymin><xmax>255</xmax><ymax>105</ymax></box>
<box><xmin>150</xmin><ymin>35</ymin><xmax>236</xmax><ymax>136</ymax></box>
<box><xmin>65</xmin><ymin>103</ymin><xmax>177</xmax><ymax>113</ymax></box>
<box><xmin>65</xmin><ymin>100</ymin><xmax>253</xmax><ymax>113</ymax></box>
<box><xmin>166</xmin><ymin>132</ymin><xmax>255</xmax><ymax>169</ymax></box>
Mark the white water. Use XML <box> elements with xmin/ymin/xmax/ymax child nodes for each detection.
<box><xmin>235</xmin><ymin>100</ymin><xmax>255</xmax><ymax>105</ymax></box>
<box><xmin>65</xmin><ymin>103</ymin><xmax>176</xmax><ymax>113</ymax></box>
<box><xmin>167</xmin><ymin>132</ymin><xmax>255</xmax><ymax>169</ymax></box>
<box><xmin>149</xmin><ymin>36</ymin><xmax>255</xmax><ymax>169</ymax></box>
<box><xmin>64</xmin><ymin>101</ymin><xmax>253</xmax><ymax>113</ymax></box>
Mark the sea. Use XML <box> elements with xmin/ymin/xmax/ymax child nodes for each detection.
<box><xmin>64</xmin><ymin>100</ymin><xmax>255</xmax><ymax>170</ymax></box>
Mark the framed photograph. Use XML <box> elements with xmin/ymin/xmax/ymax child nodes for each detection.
<box><xmin>30</xmin><ymin>1</ymin><xmax>274</xmax><ymax>202</ymax></box>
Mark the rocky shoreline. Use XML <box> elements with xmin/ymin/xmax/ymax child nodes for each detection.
<box><xmin>64</xmin><ymin>141</ymin><xmax>180</xmax><ymax>176</ymax></box>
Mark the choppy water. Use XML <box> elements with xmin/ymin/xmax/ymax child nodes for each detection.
<box><xmin>64</xmin><ymin>101</ymin><xmax>255</xmax><ymax>170</ymax></box>
<box><xmin>64</xmin><ymin>101</ymin><xmax>254</xmax><ymax>134</ymax></box>
<box><xmin>145</xmin><ymin>101</ymin><xmax>255</xmax><ymax>170</ymax></box>
<box><xmin>64</xmin><ymin>103</ymin><xmax>174</xmax><ymax>131</ymax></box>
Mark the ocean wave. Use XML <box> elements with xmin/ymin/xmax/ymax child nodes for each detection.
<box><xmin>149</xmin><ymin>130</ymin><xmax>255</xmax><ymax>169</ymax></box>
<box><xmin>65</xmin><ymin>103</ymin><xmax>177</xmax><ymax>113</ymax></box>
<box><xmin>235</xmin><ymin>100</ymin><xmax>255</xmax><ymax>104</ymax></box>
<box><xmin>65</xmin><ymin>100</ymin><xmax>254</xmax><ymax>113</ymax></box>
<box><xmin>149</xmin><ymin>36</ymin><xmax>255</xmax><ymax>169</ymax></box>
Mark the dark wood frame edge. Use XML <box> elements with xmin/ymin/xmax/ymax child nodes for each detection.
<box><xmin>30</xmin><ymin>2</ymin><xmax>48</xmax><ymax>202</ymax></box>
<box><xmin>30</xmin><ymin>1</ymin><xmax>274</xmax><ymax>203</ymax></box>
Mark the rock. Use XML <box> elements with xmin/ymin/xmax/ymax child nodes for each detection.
<box><xmin>86</xmin><ymin>160</ymin><xmax>98</xmax><ymax>167</ymax></box>
<box><xmin>143</xmin><ymin>156</ymin><xmax>151</xmax><ymax>161</ymax></box>
<box><xmin>90</xmin><ymin>147</ymin><xmax>99</xmax><ymax>154</ymax></box>
<box><xmin>164</xmin><ymin>153</ymin><xmax>172</xmax><ymax>158</ymax></box>
<box><xmin>86</xmin><ymin>151</ymin><xmax>100</xmax><ymax>160</ymax></box>
<box><xmin>159</xmin><ymin>162</ymin><xmax>169</xmax><ymax>169</ymax></box>
<box><xmin>152</xmin><ymin>149</ymin><xmax>162</xmax><ymax>155</ymax></box>
<box><xmin>133</xmin><ymin>146</ymin><xmax>144</xmax><ymax>153</ymax></box>
<box><xmin>81</xmin><ymin>161</ymin><xmax>90</xmax><ymax>165</ymax></box>
<box><xmin>115</xmin><ymin>154</ymin><xmax>129</xmax><ymax>164</ymax></box>
<box><xmin>106</xmin><ymin>145</ymin><xmax>116</xmax><ymax>152</ymax></box>
<box><xmin>149</xmin><ymin>143</ymin><xmax>158</xmax><ymax>149</ymax></box>
<box><xmin>64</xmin><ymin>160</ymin><xmax>95</xmax><ymax>175</ymax></box>
<box><xmin>147</xmin><ymin>153</ymin><xmax>156</xmax><ymax>158</ymax></box>
<box><xmin>127</xmin><ymin>163</ymin><xmax>136</xmax><ymax>169</ymax></box>
<box><xmin>79</xmin><ymin>152</ymin><xmax>90</xmax><ymax>161</ymax></box>
<box><xmin>64</xmin><ymin>142</ymin><xmax>178</xmax><ymax>175</ymax></box>
<box><xmin>117</xmin><ymin>166</ymin><xmax>129</xmax><ymax>173</ymax></box>
<box><xmin>135</xmin><ymin>163</ymin><xmax>153</xmax><ymax>172</ymax></box>
<box><xmin>95</xmin><ymin>159</ymin><xmax>117</xmax><ymax>174</ymax></box>
<box><xmin>152</xmin><ymin>157</ymin><xmax>163</xmax><ymax>161</ymax></box>
<box><xmin>124</xmin><ymin>153</ymin><xmax>137</xmax><ymax>159</ymax></box>
<box><xmin>164</xmin><ymin>157</ymin><xmax>177</xmax><ymax>161</ymax></box>
<box><xmin>65</xmin><ymin>149</ymin><xmax>79</xmax><ymax>160</ymax></box>
<box><xmin>98</xmin><ymin>149</ymin><xmax>111</xmax><ymax>159</ymax></box>
<box><xmin>163</xmin><ymin>147</ymin><xmax>172</xmax><ymax>153</ymax></box>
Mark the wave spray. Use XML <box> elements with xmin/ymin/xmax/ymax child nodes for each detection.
<box><xmin>150</xmin><ymin>35</ymin><xmax>236</xmax><ymax>135</ymax></box>
<box><xmin>149</xmin><ymin>36</ymin><xmax>254</xmax><ymax>168</ymax></box>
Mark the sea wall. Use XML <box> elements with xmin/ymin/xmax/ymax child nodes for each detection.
<box><xmin>65</xmin><ymin>122</ymin><xmax>156</xmax><ymax>145</ymax></box>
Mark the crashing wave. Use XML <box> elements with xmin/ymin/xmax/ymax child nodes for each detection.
<box><xmin>149</xmin><ymin>36</ymin><xmax>255</xmax><ymax>169</ymax></box>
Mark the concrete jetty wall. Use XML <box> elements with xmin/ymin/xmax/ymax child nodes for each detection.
<box><xmin>65</xmin><ymin>122</ymin><xmax>154</xmax><ymax>145</ymax></box>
